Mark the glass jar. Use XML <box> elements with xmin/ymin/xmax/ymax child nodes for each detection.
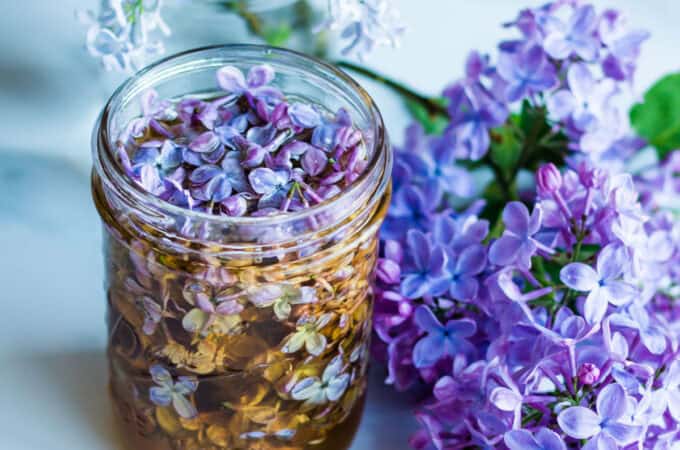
<box><xmin>91</xmin><ymin>45</ymin><xmax>391</xmax><ymax>450</ymax></box>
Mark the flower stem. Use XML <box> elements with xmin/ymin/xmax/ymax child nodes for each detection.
<box><xmin>335</xmin><ymin>61</ymin><xmax>449</xmax><ymax>117</ymax></box>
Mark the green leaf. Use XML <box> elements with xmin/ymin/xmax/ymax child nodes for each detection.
<box><xmin>263</xmin><ymin>24</ymin><xmax>292</xmax><ymax>46</ymax></box>
<box><xmin>405</xmin><ymin>98</ymin><xmax>449</xmax><ymax>135</ymax></box>
<box><xmin>630</xmin><ymin>72</ymin><xmax>680</xmax><ymax>159</ymax></box>
<box><xmin>489</xmin><ymin>122</ymin><xmax>522</xmax><ymax>176</ymax></box>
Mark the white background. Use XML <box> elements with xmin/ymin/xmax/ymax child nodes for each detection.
<box><xmin>1</xmin><ymin>1</ymin><xmax>679</xmax><ymax>449</ymax></box>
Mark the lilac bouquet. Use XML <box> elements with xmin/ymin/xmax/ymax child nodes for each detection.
<box><xmin>370</xmin><ymin>2</ymin><xmax>680</xmax><ymax>449</ymax></box>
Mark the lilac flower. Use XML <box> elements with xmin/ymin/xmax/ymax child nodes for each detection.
<box><xmin>599</xmin><ymin>10</ymin><xmax>650</xmax><ymax>81</ymax></box>
<box><xmin>383</xmin><ymin>185</ymin><xmax>439</xmax><ymax>240</ymax></box>
<box><xmin>78</xmin><ymin>0</ymin><xmax>170</xmax><ymax>73</ymax></box>
<box><xmin>317</xmin><ymin>0</ymin><xmax>405</xmax><ymax>58</ymax></box>
<box><xmin>543</xmin><ymin>5</ymin><xmax>599</xmax><ymax>61</ymax></box>
<box><xmin>291</xmin><ymin>355</ymin><xmax>349</xmax><ymax>406</ymax></box>
<box><xmin>610</xmin><ymin>303</ymin><xmax>667</xmax><ymax>355</ymax></box>
<box><xmin>412</xmin><ymin>305</ymin><xmax>476</xmax><ymax>368</ymax></box>
<box><xmin>125</xmin><ymin>89</ymin><xmax>173</xmax><ymax>140</ymax></box>
<box><xmin>444</xmin><ymin>245</ymin><xmax>487</xmax><ymax>301</ymax></box>
<box><xmin>216</xmin><ymin>64</ymin><xmax>281</xmax><ymax>105</ymax></box>
<box><xmin>288</xmin><ymin>103</ymin><xmax>321</xmax><ymax>129</ymax></box>
<box><xmin>149</xmin><ymin>365</ymin><xmax>198</xmax><ymax>419</ymax></box>
<box><xmin>248</xmin><ymin>283</ymin><xmax>317</xmax><ymax>320</ymax></box>
<box><xmin>181</xmin><ymin>281</ymin><xmax>243</xmax><ymax>336</ymax></box>
<box><xmin>489</xmin><ymin>201</ymin><xmax>547</xmax><ymax>269</ymax></box>
<box><xmin>398</xmin><ymin>125</ymin><xmax>475</xmax><ymax>198</ymax></box>
<box><xmin>399</xmin><ymin>230</ymin><xmax>449</xmax><ymax>299</ymax></box>
<box><xmin>504</xmin><ymin>428</ymin><xmax>566</xmax><ymax>450</ymax></box>
<box><xmin>496</xmin><ymin>45</ymin><xmax>558</xmax><ymax>102</ymax></box>
<box><xmin>130</xmin><ymin>140</ymin><xmax>183</xmax><ymax>194</ymax></box>
<box><xmin>248</xmin><ymin>167</ymin><xmax>294</xmax><ymax>210</ymax></box>
<box><xmin>577</xmin><ymin>363</ymin><xmax>601</xmax><ymax>385</ymax></box>
<box><xmin>560</xmin><ymin>244</ymin><xmax>637</xmax><ymax>324</ymax></box>
<box><xmin>558</xmin><ymin>383</ymin><xmax>641</xmax><ymax>446</ymax></box>
<box><xmin>190</xmin><ymin>151</ymin><xmax>248</xmax><ymax>203</ymax></box>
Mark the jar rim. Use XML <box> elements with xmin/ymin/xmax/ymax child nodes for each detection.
<box><xmin>93</xmin><ymin>44</ymin><xmax>389</xmax><ymax>228</ymax></box>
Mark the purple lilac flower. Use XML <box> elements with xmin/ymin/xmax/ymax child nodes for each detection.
<box><xmin>598</xmin><ymin>10</ymin><xmax>650</xmax><ymax>81</ymax></box>
<box><xmin>489</xmin><ymin>201</ymin><xmax>547</xmax><ymax>270</ymax></box>
<box><xmin>248</xmin><ymin>167</ymin><xmax>294</xmax><ymax>210</ymax></box>
<box><xmin>504</xmin><ymin>428</ymin><xmax>565</xmax><ymax>450</ymax></box>
<box><xmin>610</xmin><ymin>303</ymin><xmax>667</xmax><ymax>355</ymax></box>
<box><xmin>543</xmin><ymin>5</ymin><xmax>599</xmax><ymax>61</ymax></box>
<box><xmin>125</xmin><ymin>89</ymin><xmax>173</xmax><ymax>139</ymax></box>
<box><xmin>216</xmin><ymin>64</ymin><xmax>281</xmax><ymax>105</ymax></box>
<box><xmin>399</xmin><ymin>230</ymin><xmax>449</xmax><ymax>299</ymax></box>
<box><xmin>558</xmin><ymin>383</ymin><xmax>642</xmax><ymax>446</ymax></box>
<box><xmin>560</xmin><ymin>244</ymin><xmax>637</xmax><ymax>324</ymax></box>
<box><xmin>412</xmin><ymin>305</ymin><xmax>476</xmax><ymax>368</ymax></box>
<box><xmin>190</xmin><ymin>151</ymin><xmax>248</xmax><ymax>203</ymax></box>
<box><xmin>398</xmin><ymin>124</ymin><xmax>475</xmax><ymax>198</ymax></box>
<box><xmin>496</xmin><ymin>45</ymin><xmax>558</xmax><ymax>103</ymax></box>
<box><xmin>444</xmin><ymin>245</ymin><xmax>486</xmax><ymax>301</ymax></box>
<box><xmin>382</xmin><ymin>185</ymin><xmax>439</xmax><ymax>240</ymax></box>
<box><xmin>130</xmin><ymin>140</ymin><xmax>184</xmax><ymax>194</ymax></box>
<box><xmin>652</xmin><ymin>361</ymin><xmax>680</xmax><ymax>422</ymax></box>
<box><xmin>149</xmin><ymin>365</ymin><xmax>198</xmax><ymax>419</ymax></box>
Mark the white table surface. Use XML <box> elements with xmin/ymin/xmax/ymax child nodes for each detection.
<box><xmin>1</xmin><ymin>1</ymin><xmax>679</xmax><ymax>449</ymax></box>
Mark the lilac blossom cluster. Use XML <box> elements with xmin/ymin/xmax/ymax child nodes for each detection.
<box><xmin>372</xmin><ymin>2</ymin><xmax>679</xmax><ymax>449</ymax></box>
<box><xmin>439</xmin><ymin>0</ymin><xmax>648</xmax><ymax>164</ymax></box>
<box><xmin>116</xmin><ymin>64</ymin><xmax>367</xmax><ymax>217</ymax></box>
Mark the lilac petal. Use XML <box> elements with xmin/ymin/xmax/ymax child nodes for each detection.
<box><xmin>326</xmin><ymin>373</ymin><xmax>350</xmax><ymax>401</ymax></box>
<box><xmin>596</xmin><ymin>244</ymin><xmax>627</xmax><ymax>281</ymax></box>
<box><xmin>456</xmin><ymin>244</ymin><xmax>486</xmax><ymax>275</ymax></box>
<box><xmin>400</xmin><ymin>274</ymin><xmax>429</xmax><ymax>299</ymax></box>
<box><xmin>172</xmin><ymin>394</ymin><xmax>197</xmax><ymax>419</ymax></box>
<box><xmin>221</xmin><ymin>195</ymin><xmax>247</xmax><ymax>216</ymax></box>
<box><xmin>428</xmin><ymin>246</ymin><xmax>448</xmax><ymax>275</ymax></box>
<box><xmin>583</xmin><ymin>435</ymin><xmax>617</xmax><ymax>450</ymax></box>
<box><xmin>503</xmin><ymin>201</ymin><xmax>530</xmax><ymax>235</ymax></box>
<box><xmin>449</xmin><ymin>277</ymin><xmax>478</xmax><ymax>301</ymax></box>
<box><xmin>288</xmin><ymin>103</ymin><xmax>321</xmax><ymax>128</ymax></box>
<box><xmin>175</xmin><ymin>377</ymin><xmax>199</xmax><ymax>395</ymax></box>
<box><xmin>414</xmin><ymin>305</ymin><xmax>443</xmax><ymax>333</ymax></box>
<box><xmin>568</xmin><ymin>63</ymin><xmax>595</xmax><ymax>102</ymax></box>
<box><xmin>489</xmin><ymin>235</ymin><xmax>522</xmax><ymax>266</ymax></box>
<box><xmin>249</xmin><ymin>167</ymin><xmax>279</xmax><ymax>195</ymax></box>
<box><xmin>523</xmin><ymin>45</ymin><xmax>546</xmax><ymax>74</ymax></box>
<box><xmin>544</xmin><ymin>34</ymin><xmax>571</xmax><ymax>60</ymax></box>
<box><xmin>557</xmin><ymin>406</ymin><xmax>601</xmax><ymax>439</ymax></box>
<box><xmin>150</xmin><ymin>365</ymin><xmax>172</xmax><ymax>385</ymax></box>
<box><xmin>376</xmin><ymin>259</ymin><xmax>401</xmax><ymax>285</ymax></box>
<box><xmin>190</xmin><ymin>165</ymin><xmax>221</xmax><ymax>184</ymax></box>
<box><xmin>246</xmin><ymin>64</ymin><xmax>275</xmax><ymax>88</ymax></box>
<box><xmin>491</xmin><ymin>386</ymin><xmax>521</xmax><ymax>412</ymax></box>
<box><xmin>189</xmin><ymin>131</ymin><xmax>220</xmax><ymax>153</ymax></box>
<box><xmin>560</xmin><ymin>263</ymin><xmax>599</xmax><ymax>291</ymax></box>
<box><xmin>445</xmin><ymin>318</ymin><xmax>476</xmax><ymax>337</ymax></box>
<box><xmin>547</xmin><ymin>90</ymin><xmax>576</xmax><ymax>119</ymax></box>
<box><xmin>668</xmin><ymin>390</ymin><xmax>680</xmax><ymax>421</ymax></box>
<box><xmin>412</xmin><ymin>334</ymin><xmax>446</xmax><ymax>368</ymax></box>
<box><xmin>528</xmin><ymin>206</ymin><xmax>543</xmax><ymax>235</ymax></box>
<box><xmin>301</xmin><ymin>146</ymin><xmax>328</xmax><ymax>176</ymax></box>
<box><xmin>535</xmin><ymin>428</ymin><xmax>566</xmax><ymax>450</ymax></box>
<box><xmin>407</xmin><ymin>230</ymin><xmax>431</xmax><ymax>271</ymax></box>
<box><xmin>132</xmin><ymin>147</ymin><xmax>160</xmax><ymax>166</ymax></box>
<box><xmin>584</xmin><ymin>289</ymin><xmax>608</xmax><ymax>325</ymax></box>
<box><xmin>149</xmin><ymin>386</ymin><xmax>172</xmax><ymax>406</ymax></box>
<box><xmin>204</xmin><ymin>175</ymin><xmax>232</xmax><ymax>202</ymax></box>
<box><xmin>217</xmin><ymin>66</ymin><xmax>247</xmax><ymax>93</ymax></box>
<box><xmin>215</xmin><ymin>300</ymin><xmax>243</xmax><ymax>315</ymax></box>
<box><xmin>139</xmin><ymin>165</ymin><xmax>163</xmax><ymax>193</ymax></box>
<box><xmin>596</xmin><ymin>383</ymin><xmax>627</xmax><ymax>421</ymax></box>
<box><xmin>600</xmin><ymin>281</ymin><xmax>636</xmax><ymax>306</ymax></box>
<box><xmin>604</xmin><ymin>423</ymin><xmax>641</xmax><ymax>445</ymax></box>
<box><xmin>504</xmin><ymin>430</ymin><xmax>542</xmax><ymax>450</ymax></box>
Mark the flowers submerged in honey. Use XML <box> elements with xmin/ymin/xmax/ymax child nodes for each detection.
<box><xmin>149</xmin><ymin>365</ymin><xmax>199</xmax><ymax>419</ymax></box>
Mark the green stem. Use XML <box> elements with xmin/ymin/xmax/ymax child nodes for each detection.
<box><xmin>335</xmin><ymin>61</ymin><xmax>449</xmax><ymax>117</ymax></box>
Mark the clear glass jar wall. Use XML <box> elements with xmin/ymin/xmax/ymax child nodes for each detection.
<box><xmin>91</xmin><ymin>45</ymin><xmax>391</xmax><ymax>450</ymax></box>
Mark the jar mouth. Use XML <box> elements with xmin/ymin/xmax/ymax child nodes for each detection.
<box><xmin>94</xmin><ymin>44</ymin><xmax>389</xmax><ymax>228</ymax></box>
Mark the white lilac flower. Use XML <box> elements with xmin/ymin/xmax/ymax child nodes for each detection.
<box><xmin>248</xmin><ymin>283</ymin><xmax>317</xmax><ymax>320</ymax></box>
<box><xmin>281</xmin><ymin>313</ymin><xmax>333</xmax><ymax>356</ymax></box>
<box><xmin>291</xmin><ymin>355</ymin><xmax>350</xmax><ymax>406</ymax></box>
<box><xmin>77</xmin><ymin>0</ymin><xmax>170</xmax><ymax>73</ymax></box>
<box><xmin>317</xmin><ymin>0</ymin><xmax>405</xmax><ymax>58</ymax></box>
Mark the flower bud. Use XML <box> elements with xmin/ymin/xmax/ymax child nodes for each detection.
<box><xmin>376</xmin><ymin>258</ymin><xmax>401</xmax><ymax>285</ymax></box>
<box><xmin>577</xmin><ymin>363</ymin><xmax>600</xmax><ymax>385</ymax></box>
<box><xmin>537</xmin><ymin>163</ymin><xmax>563</xmax><ymax>194</ymax></box>
<box><xmin>577</xmin><ymin>161</ymin><xmax>606</xmax><ymax>189</ymax></box>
